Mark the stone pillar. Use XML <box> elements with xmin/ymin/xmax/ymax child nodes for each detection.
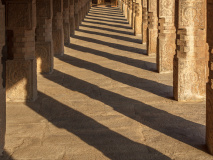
<box><xmin>5</xmin><ymin>0</ymin><xmax>37</xmax><ymax>102</ymax></box>
<box><xmin>134</xmin><ymin>2</ymin><xmax>142</xmax><ymax>36</ymax></box>
<box><xmin>70</xmin><ymin>0</ymin><xmax>75</xmax><ymax>35</ymax></box>
<box><xmin>53</xmin><ymin>0</ymin><xmax>64</xmax><ymax>55</ymax></box>
<box><xmin>142</xmin><ymin>0</ymin><xmax>147</xmax><ymax>44</ymax></box>
<box><xmin>78</xmin><ymin>0</ymin><xmax>82</xmax><ymax>25</ymax></box>
<box><xmin>63</xmin><ymin>0</ymin><xmax>70</xmax><ymax>45</ymax></box>
<box><xmin>124</xmin><ymin>0</ymin><xmax>128</xmax><ymax>18</ymax></box>
<box><xmin>127</xmin><ymin>0</ymin><xmax>132</xmax><ymax>26</ymax></box>
<box><xmin>35</xmin><ymin>0</ymin><xmax>54</xmax><ymax>74</ymax></box>
<box><xmin>173</xmin><ymin>0</ymin><xmax>206</xmax><ymax>101</ymax></box>
<box><xmin>74</xmin><ymin>0</ymin><xmax>79</xmax><ymax>30</ymax></box>
<box><xmin>147</xmin><ymin>0</ymin><xmax>158</xmax><ymax>55</ymax></box>
<box><xmin>206</xmin><ymin>0</ymin><xmax>213</xmax><ymax>154</ymax></box>
<box><xmin>157</xmin><ymin>0</ymin><xmax>176</xmax><ymax>73</ymax></box>
<box><xmin>131</xmin><ymin>2</ymin><xmax>135</xmax><ymax>29</ymax></box>
<box><xmin>0</xmin><ymin>1</ymin><xmax>6</xmax><ymax>155</ymax></box>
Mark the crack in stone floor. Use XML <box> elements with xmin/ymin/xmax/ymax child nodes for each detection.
<box><xmin>2</xmin><ymin>6</ymin><xmax>212</xmax><ymax>160</ymax></box>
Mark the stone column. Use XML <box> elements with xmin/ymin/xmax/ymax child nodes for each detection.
<box><xmin>63</xmin><ymin>0</ymin><xmax>70</xmax><ymax>45</ymax></box>
<box><xmin>173</xmin><ymin>0</ymin><xmax>206</xmax><ymax>101</ymax></box>
<box><xmin>147</xmin><ymin>0</ymin><xmax>158</xmax><ymax>55</ymax></box>
<box><xmin>142</xmin><ymin>0</ymin><xmax>147</xmax><ymax>44</ymax></box>
<box><xmin>157</xmin><ymin>0</ymin><xmax>176</xmax><ymax>73</ymax></box>
<box><xmin>78</xmin><ymin>0</ymin><xmax>82</xmax><ymax>24</ymax></box>
<box><xmin>53</xmin><ymin>0</ymin><xmax>64</xmax><ymax>55</ymax></box>
<box><xmin>127</xmin><ymin>0</ymin><xmax>132</xmax><ymax>26</ymax></box>
<box><xmin>131</xmin><ymin>1</ymin><xmax>135</xmax><ymax>29</ymax></box>
<box><xmin>134</xmin><ymin>2</ymin><xmax>142</xmax><ymax>36</ymax></box>
<box><xmin>5</xmin><ymin>0</ymin><xmax>37</xmax><ymax>102</ymax></box>
<box><xmin>206</xmin><ymin>0</ymin><xmax>213</xmax><ymax>154</ymax></box>
<box><xmin>0</xmin><ymin>1</ymin><xmax>6</xmax><ymax>155</ymax></box>
<box><xmin>124</xmin><ymin>0</ymin><xmax>128</xmax><ymax>18</ymax></box>
<box><xmin>36</xmin><ymin>0</ymin><xmax>54</xmax><ymax>74</ymax></box>
<box><xmin>70</xmin><ymin>0</ymin><xmax>75</xmax><ymax>35</ymax></box>
<box><xmin>74</xmin><ymin>0</ymin><xmax>79</xmax><ymax>29</ymax></box>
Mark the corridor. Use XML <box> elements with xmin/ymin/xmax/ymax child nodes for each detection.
<box><xmin>2</xmin><ymin>6</ymin><xmax>211</xmax><ymax>159</ymax></box>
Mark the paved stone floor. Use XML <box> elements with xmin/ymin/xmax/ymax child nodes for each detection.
<box><xmin>1</xmin><ymin>6</ymin><xmax>212</xmax><ymax>160</ymax></box>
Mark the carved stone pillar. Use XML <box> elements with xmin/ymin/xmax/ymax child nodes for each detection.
<box><xmin>74</xmin><ymin>0</ymin><xmax>79</xmax><ymax>29</ymax></box>
<box><xmin>147</xmin><ymin>0</ymin><xmax>158</xmax><ymax>55</ymax></box>
<box><xmin>0</xmin><ymin>1</ymin><xmax>6</xmax><ymax>155</ymax></box>
<box><xmin>36</xmin><ymin>0</ymin><xmax>54</xmax><ymax>74</ymax></box>
<box><xmin>134</xmin><ymin>2</ymin><xmax>142</xmax><ymax>36</ymax></box>
<box><xmin>63</xmin><ymin>0</ymin><xmax>70</xmax><ymax>45</ymax></box>
<box><xmin>70</xmin><ymin>0</ymin><xmax>75</xmax><ymax>35</ymax></box>
<box><xmin>78</xmin><ymin>0</ymin><xmax>82</xmax><ymax>25</ymax></box>
<box><xmin>5</xmin><ymin>0</ymin><xmax>37</xmax><ymax>102</ymax></box>
<box><xmin>157</xmin><ymin>0</ymin><xmax>176</xmax><ymax>73</ymax></box>
<box><xmin>127</xmin><ymin>0</ymin><xmax>132</xmax><ymax>26</ymax></box>
<box><xmin>173</xmin><ymin>0</ymin><xmax>206</xmax><ymax>101</ymax></box>
<box><xmin>142</xmin><ymin>0</ymin><xmax>147</xmax><ymax>44</ymax></box>
<box><xmin>206</xmin><ymin>0</ymin><xmax>213</xmax><ymax>154</ymax></box>
<box><xmin>124</xmin><ymin>0</ymin><xmax>128</xmax><ymax>18</ymax></box>
<box><xmin>52</xmin><ymin>0</ymin><xmax>64</xmax><ymax>55</ymax></box>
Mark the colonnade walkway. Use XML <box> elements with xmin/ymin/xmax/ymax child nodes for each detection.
<box><xmin>2</xmin><ymin>7</ymin><xmax>211</xmax><ymax>160</ymax></box>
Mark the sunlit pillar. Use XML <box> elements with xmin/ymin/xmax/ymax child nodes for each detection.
<box><xmin>134</xmin><ymin>1</ymin><xmax>142</xmax><ymax>36</ymax></box>
<box><xmin>142</xmin><ymin>0</ymin><xmax>147</xmax><ymax>44</ymax></box>
<box><xmin>173</xmin><ymin>0</ymin><xmax>206</xmax><ymax>101</ymax></box>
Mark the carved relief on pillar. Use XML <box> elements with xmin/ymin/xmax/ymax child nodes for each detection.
<box><xmin>142</xmin><ymin>0</ymin><xmax>147</xmax><ymax>44</ymax></box>
<box><xmin>53</xmin><ymin>0</ymin><xmax>64</xmax><ymax>55</ymax></box>
<box><xmin>157</xmin><ymin>0</ymin><xmax>176</xmax><ymax>73</ymax></box>
<box><xmin>36</xmin><ymin>0</ymin><xmax>54</xmax><ymax>73</ymax></box>
<box><xmin>63</xmin><ymin>0</ymin><xmax>70</xmax><ymax>45</ymax></box>
<box><xmin>147</xmin><ymin>0</ymin><xmax>158</xmax><ymax>55</ymax></box>
<box><xmin>5</xmin><ymin>0</ymin><xmax>37</xmax><ymax>102</ymax></box>
<box><xmin>70</xmin><ymin>0</ymin><xmax>75</xmax><ymax>35</ymax></box>
<box><xmin>134</xmin><ymin>2</ymin><xmax>142</xmax><ymax>36</ymax></box>
<box><xmin>206</xmin><ymin>0</ymin><xmax>213</xmax><ymax>155</ymax></box>
<box><xmin>173</xmin><ymin>0</ymin><xmax>206</xmax><ymax>101</ymax></box>
<box><xmin>0</xmin><ymin>1</ymin><xmax>6</xmax><ymax>155</ymax></box>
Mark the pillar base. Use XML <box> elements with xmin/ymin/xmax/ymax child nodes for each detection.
<box><xmin>6</xmin><ymin>59</ymin><xmax>37</xmax><ymax>102</ymax></box>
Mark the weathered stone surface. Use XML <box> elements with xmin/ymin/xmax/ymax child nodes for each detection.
<box><xmin>5</xmin><ymin>0</ymin><xmax>37</xmax><ymax>102</ymax></box>
<box><xmin>173</xmin><ymin>0</ymin><xmax>206</xmax><ymax>101</ymax></box>
<box><xmin>52</xmin><ymin>0</ymin><xmax>64</xmax><ymax>55</ymax></box>
<box><xmin>134</xmin><ymin>1</ymin><xmax>142</xmax><ymax>36</ymax></box>
<box><xmin>127</xmin><ymin>0</ymin><xmax>132</xmax><ymax>26</ymax></box>
<box><xmin>36</xmin><ymin>0</ymin><xmax>54</xmax><ymax>73</ymax></box>
<box><xmin>74</xmin><ymin>0</ymin><xmax>80</xmax><ymax>29</ymax></box>
<box><xmin>0</xmin><ymin>1</ymin><xmax>6</xmax><ymax>155</ymax></box>
<box><xmin>131</xmin><ymin>2</ymin><xmax>135</xmax><ymax>29</ymax></box>
<box><xmin>157</xmin><ymin>0</ymin><xmax>176</xmax><ymax>73</ymax></box>
<box><xmin>147</xmin><ymin>0</ymin><xmax>158</xmax><ymax>55</ymax></box>
<box><xmin>142</xmin><ymin>0</ymin><xmax>147</xmax><ymax>44</ymax></box>
<box><xmin>206</xmin><ymin>0</ymin><xmax>213</xmax><ymax>155</ymax></box>
<box><xmin>63</xmin><ymin>0</ymin><xmax>70</xmax><ymax>45</ymax></box>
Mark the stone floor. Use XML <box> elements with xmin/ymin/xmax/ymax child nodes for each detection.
<box><xmin>1</xmin><ymin>6</ymin><xmax>212</xmax><ymax>160</ymax></box>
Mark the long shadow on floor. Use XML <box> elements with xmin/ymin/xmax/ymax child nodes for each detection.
<box><xmin>81</xmin><ymin>24</ymin><xmax>133</xmax><ymax>35</ymax></box>
<box><xmin>78</xmin><ymin>28</ymin><xmax>141</xmax><ymax>43</ymax></box>
<box><xmin>71</xmin><ymin>35</ymin><xmax>145</xmax><ymax>54</ymax></box>
<box><xmin>86</xmin><ymin>14</ymin><xmax>127</xmax><ymax>21</ymax></box>
<box><xmin>65</xmin><ymin>44</ymin><xmax>153</xmax><ymax>71</ymax></box>
<box><xmin>42</xmin><ymin>69</ymin><xmax>206</xmax><ymax>151</ymax></box>
<box><xmin>57</xmin><ymin>53</ymin><xmax>169</xmax><ymax>98</ymax></box>
<box><xmin>83</xmin><ymin>20</ymin><xmax>131</xmax><ymax>29</ymax></box>
<box><xmin>27</xmin><ymin>91</ymin><xmax>171</xmax><ymax>160</ymax></box>
<box><xmin>85</xmin><ymin>17</ymin><xmax>129</xmax><ymax>24</ymax></box>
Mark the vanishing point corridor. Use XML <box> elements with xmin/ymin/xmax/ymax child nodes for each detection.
<box><xmin>1</xmin><ymin>6</ymin><xmax>211</xmax><ymax>160</ymax></box>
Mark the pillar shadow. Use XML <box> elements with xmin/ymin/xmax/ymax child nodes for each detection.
<box><xmin>26</xmin><ymin>91</ymin><xmax>171</xmax><ymax>160</ymax></box>
<box><xmin>83</xmin><ymin>20</ymin><xmax>131</xmax><ymax>29</ymax></box>
<box><xmin>81</xmin><ymin>24</ymin><xmax>133</xmax><ymax>35</ymax></box>
<box><xmin>85</xmin><ymin>17</ymin><xmax>129</xmax><ymax>24</ymax></box>
<box><xmin>65</xmin><ymin>44</ymin><xmax>152</xmax><ymax>71</ymax></box>
<box><xmin>87</xmin><ymin>14</ymin><xmax>126</xmax><ymax>21</ymax></box>
<box><xmin>42</xmin><ymin>69</ymin><xmax>206</xmax><ymax>151</ymax></box>
<box><xmin>71</xmin><ymin>35</ymin><xmax>145</xmax><ymax>54</ymax></box>
<box><xmin>57</xmin><ymin>53</ymin><xmax>169</xmax><ymax>98</ymax></box>
<box><xmin>88</xmin><ymin>12</ymin><xmax>125</xmax><ymax>17</ymax></box>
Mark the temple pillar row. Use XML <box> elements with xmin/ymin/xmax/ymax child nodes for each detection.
<box><xmin>0</xmin><ymin>0</ymin><xmax>6</xmax><ymax>155</ymax></box>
